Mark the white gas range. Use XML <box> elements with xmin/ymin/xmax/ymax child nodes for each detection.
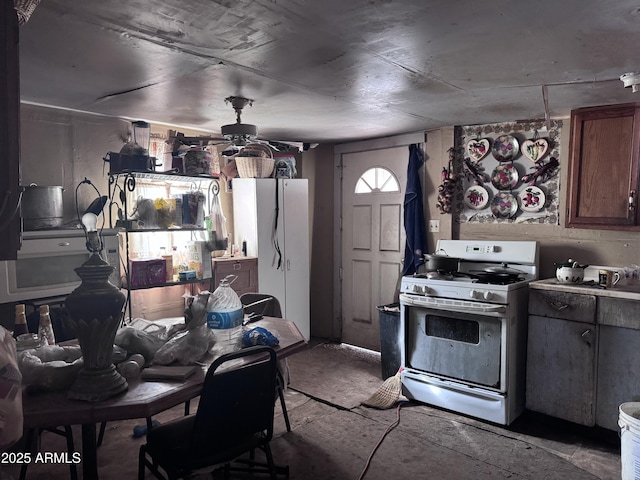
<box><xmin>399</xmin><ymin>239</ymin><xmax>539</xmax><ymax>425</ymax></box>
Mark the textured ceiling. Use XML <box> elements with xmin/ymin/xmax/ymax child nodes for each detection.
<box><xmin>17</xmin><ymin>0</ymin><xmax>640</xmax><ymax>144</ymax></box>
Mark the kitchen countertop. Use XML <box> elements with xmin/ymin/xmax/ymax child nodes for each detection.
<box><xmin>530</xmin><ymin>278</ymin><xmax>640</xmax><ymax>301</ymax></box>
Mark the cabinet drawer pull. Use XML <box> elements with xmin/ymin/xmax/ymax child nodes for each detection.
<box><xmin>233</xmin><ymin>263</ymin><xmax>241</xmax><ymax>271</ymax></box>
<box><xmin>549</xmin><ymin>301</ymin><xmax>569</xmax><ymax>311</ymax></box>
<box><xmin>581</xmin><ymin>328</ymin><xmax>593</xmax><ymax>347</ymax></box>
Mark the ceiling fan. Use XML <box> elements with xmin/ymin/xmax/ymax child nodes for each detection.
<box><xmin>220</xmin><ymin>96</ymin><xmax>258</xmax><ymax>147</ymax></box>
<box><xmin>174</xmin><ymin>96</ymin><xmax>304</xmax><ymax>154</ymax></box>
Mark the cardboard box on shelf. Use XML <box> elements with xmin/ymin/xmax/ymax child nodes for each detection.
<box><xmin>186</xmin><ymin>241</ymin><xmax>212</xmax><ymax>280</ymax></box>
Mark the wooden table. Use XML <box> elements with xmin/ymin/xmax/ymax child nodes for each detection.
<box><xmin>21</xmin><ymin>317</ymin><xmax>307</xmax><ymax>480</ymax></box>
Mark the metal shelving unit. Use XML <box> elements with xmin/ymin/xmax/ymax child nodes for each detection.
<box><xmin>108</xmin><ymin>170</ymin><xmax>220</xmax><ymax>322</ymax></box>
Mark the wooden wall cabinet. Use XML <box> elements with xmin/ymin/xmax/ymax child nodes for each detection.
<box><xmin>567</xmin><ymin>103</ymin><xmax>640</xmax><ymax>230</ymax></box>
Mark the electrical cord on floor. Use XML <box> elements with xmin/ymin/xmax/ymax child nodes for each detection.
<box><xmin>357</xmin><ymin>401</ymin><xmax>408</xmax><ymax>480</ymax></box>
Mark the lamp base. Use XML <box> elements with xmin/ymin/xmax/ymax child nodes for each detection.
<box><xmin>68</xmin><ymin>364</ymin><xmax>128</xmax><ymax>402</ymax></box>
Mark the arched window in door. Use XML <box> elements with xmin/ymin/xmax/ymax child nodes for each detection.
<box><xmin>355</xmin><ymin>167</ymin><xmax>400</xmax><ymax>194</ymax></box>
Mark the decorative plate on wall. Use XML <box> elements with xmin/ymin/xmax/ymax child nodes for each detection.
<box><xmin>491</xmin><ymin>163</ymin><xmax>519</xmax><ymax>190</ymax></box>
<box><xmin>518</xmin><ymin>186</ymin><xmax>546</xmax><ymax>212</ymax></box>
<box><xmin>463</xmin><ymin>185</ymin><xmax>490</xmax><ymax>210</ymax></box>
<box><xmin>491</xmin><ymin>192</ymin><xmax>518</xmax><ymax>218</ymax></box>
<box><xmin>465</xmin><ymin>139</ymin><xmax>491</xmax><ymax>162</ymax></box>
<box><xmin>521</xmin><ymin>138</ymin><xmax>549</xmax><ymax>163</ymax></box>
<box><xmin>491</xmin><ymin>135</ymin><xmax>520</xmax><ymax>162</ymax></box>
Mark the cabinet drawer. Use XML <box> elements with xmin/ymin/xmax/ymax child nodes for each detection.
<box><xmin>598</xmin><ymin>297</ymin><xmax>640</xmax><ymax>329</ymax></box>
<box><xmin>212</xmin><ymin>258</ymin><xmax>257</xmax><ymax>293</ymax></box>
<box><xmin>529</xmin><ymin>289</ymin><xmax>596</xmax><ymax>323</ymax></box>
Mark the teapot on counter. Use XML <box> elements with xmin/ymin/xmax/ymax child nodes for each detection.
<box><xmin>555</xmin><ymin>259</ymin><xmax>589</xmax><ymax>284</ymax></box>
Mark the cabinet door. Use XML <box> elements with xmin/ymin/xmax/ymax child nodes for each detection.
<box><xmin>596</xmin><ymin>325</ymin><xmax>640</xmax><ymax>431</ymax></box>
<box><xmin>0</xmin><ymin>1</ymin><xmax>21</xmax><ymax>260</ymax></box>
<box><xmin>567</xmin><ymin>104</ymin><xmax>640</xmax><ymax>229</ymax></box>
<box><xmin>213</xmin><ymin>258</ymin><xmax>258</xmax><ymax>297</ymax></box>
<box><xmin>526</xmin><ymin>315</ymin><xmax>596</xmax><ymax>426</ymax></box>
<box><xmin>281</xmin><ymin>179</ymin><xmax>310</xmax><ymax>340</ymax></box>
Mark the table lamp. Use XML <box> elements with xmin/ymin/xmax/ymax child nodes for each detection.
<box><xmin>64</xmin><ymin>212</ymin><xmax>128</xmax><ymax>401</ymax></box>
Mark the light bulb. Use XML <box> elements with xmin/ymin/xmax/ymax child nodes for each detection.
<box><xmin>82</xmin><ymin>212</ymin><xmax>102</xmax><ymax>252</ymax></box>
<box><xmin>82</xmin><ymin>212</ymin><xmax>98</xmax><ymax>232</ymax></box>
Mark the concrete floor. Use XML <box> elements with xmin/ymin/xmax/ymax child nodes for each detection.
<box><xmin>3</xmin><ymin>340</ymin><xmax>622</xmax><ymax>479</ymax></box>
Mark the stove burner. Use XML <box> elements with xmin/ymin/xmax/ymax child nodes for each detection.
<box><xmin>474</xmin><ymin>276</ymin><xmax>524</xmax><ymax>285</ymax></box>
<box><xmin>426</xmin><ymin>270</ymin><xmax>454</xmax><ymax>280</ymax></box>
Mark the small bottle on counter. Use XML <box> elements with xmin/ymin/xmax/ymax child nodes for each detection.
<box><xmin>242</xmin><ymin>240</ymin><xmax>247</xmax><ymax>256</ymax></box>
<box><xmin>38</xmin><ymin>305</ymin><xmax>56</xmax><ymax>345</ymax></box>
<box><xmin>13</xmin><ymin>304</ymin><xmax>29</xmax><ymax>339</ymax></box>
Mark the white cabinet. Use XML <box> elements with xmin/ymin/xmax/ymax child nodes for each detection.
<box><xmin>232</xmin><ymin>178</ymin><xmax>310</xmax><ymax>339</ymax></box>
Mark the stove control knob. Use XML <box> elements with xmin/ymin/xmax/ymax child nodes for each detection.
<box><xmin>483</xmin><ymin>291</ymin><xmax>493</xmax><ymax>301</ymax></box>
<box><xmin>412</xmin><ymin>284</ymin><xmax>422</xmax><ymax>293</ymax></box>
<box><xmin>470</xmin><ymin>290</ymin><xmax>479</xmax><ymax>299</ymax></box>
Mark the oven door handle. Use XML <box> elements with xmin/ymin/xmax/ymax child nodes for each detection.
<box><xmin>399</xmin><ymin>293</ymin><xmax>506</xmax><ymax>314</ymax></box>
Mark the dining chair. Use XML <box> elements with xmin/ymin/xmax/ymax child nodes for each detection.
<box><xmin>240</xmin><ymin>293</ymin><xmax>283</xmax><ymax>318</ymax></box>
<box><xmin>240</xmin><ymin>293</ymin><xmax>291</xmax><ymax>432</ymax></box>
<box><xmin>138</xmin><ymin>345</ymin><xmax>285</xmax><ymax>480</ymax></box>
<box><xmin>19</xmin><ymin>426</ymin><xmax>78</xmax><ymax>480</ymax></box>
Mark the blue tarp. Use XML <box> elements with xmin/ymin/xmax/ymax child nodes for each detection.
<box><xmin>402</xmin><ymin>144</ymin><xmax>427</xmax><ymax>276</ymax></box>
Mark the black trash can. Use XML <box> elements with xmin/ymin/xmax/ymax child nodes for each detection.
<box><xmin>378</xmin><ymin>303</ymin><xmax>401</xmax><ymax>380</ymax></box>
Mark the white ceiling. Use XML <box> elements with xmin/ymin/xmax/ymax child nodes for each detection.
<box><xmin>17</xmin><ymin>0</ymin><xmax>640</xmax><ymax>144</ymax></box>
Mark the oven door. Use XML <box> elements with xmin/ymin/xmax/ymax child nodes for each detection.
<box><xmin>400</xmin><ymin>293</ymin><xmax>507</xmax><ymax>391</ymax></box>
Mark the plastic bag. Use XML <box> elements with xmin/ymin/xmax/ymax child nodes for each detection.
<box><xmin>242</xmin><ymin>326</ymin><xmax>279</xmax><ymax>347</ymax></box>
<box><xmin>0</xmin><ymin>326</ymin><xmax>22</xmax><ymax>451</ymax></box>
<box><xmin>152</xmin><ymin>324</ymin><xmax>215</xmax><ymax>366</ymax></box>
<box><xmin>208</xmin><ymin>193</ymin><xmax>228</xmax><ymax>250</ymax></box>
<box><xmin>184</xmin><ymin>291</ymin><xmax>210</xmax><ymax>330</ymax></box>
<box><xmin>18</xmin><ymin>345</ymin><xmax>83</xmax><ymax>392</ymax></box>
<box><xmin>114</xmin><ymin>325</ymin><xmax>166</xmax><ymax>363</ymax></box>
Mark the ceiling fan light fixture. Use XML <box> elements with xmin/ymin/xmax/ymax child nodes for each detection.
<box><xmin>220</xmin><ymin>122</ymin><xmax>258</xmax><ymax>146</ymax></box>
<box><xmin>221</xmin><ymin>95</ymin><xmax>258</xmax><ymax>146</ymax></box>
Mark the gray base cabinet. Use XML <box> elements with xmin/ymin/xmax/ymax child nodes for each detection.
<box><xmin>526</xmin><ymin>314</ymin><xmax>596</xmax><ymax>426</ymax></box>
<box><xmin>526</xmin><ymin>289</ymin><xmax>597</xmax><ymax>426</ymax></box>
<box><xmin>596</xmin><ymin>296</ymin><xmax>640</xmax><ymax>431</ymax></box>
<box><xmin>527</xmin><ymin>284</ymin><xmax>640</xmax><ymax>431</ymax></box>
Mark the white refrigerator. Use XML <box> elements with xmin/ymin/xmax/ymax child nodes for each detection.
<box><xmin>232</xmin><ymin>178</ymin><xmax>310</xmax><ymax>340</ymax></box>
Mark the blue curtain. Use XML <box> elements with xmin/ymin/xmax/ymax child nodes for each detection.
<box><xmin>402</xmin><ymin>144</ymin><xmax>427</xmax><ymax>276</ymax></box>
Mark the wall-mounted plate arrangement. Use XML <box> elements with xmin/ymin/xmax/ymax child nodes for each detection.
<box><xmin>457</xmin><ymin>120</ymin><xmax>562</xmax><ymax>225</ymax></box>
<box><xmin>463</xmin><ymin>185</ymin><xmax>490</xmax><ymax>210</ymax></box>
<box><xmin>491</xmin><ymin>163</ymin><xmax>519</xmax><ymax>190</ymax></box>
<box><xmin>518</xmin><ymin>186</ymin><xmax>546</xmax><ymax>212</ymax></box>
<box><xmin>490</xmin><ymin>192</ymin><xmax>518</xmax><ymax>218</ymax></box>
<box><xmin>491</xmin><ymin>135</ymin><xmax>519</xmax><ymax>162</ymax></box>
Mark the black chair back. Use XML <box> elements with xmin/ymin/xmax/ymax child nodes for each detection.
<box><xmin>240</xmin><ymin>293</ymin><xmax>283</xmax><ymax>318</ymax></box>
<box><xmin>187</xmin><ymin>346</ymin><xmax>278</xmax><ymax>465</ymax></box>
